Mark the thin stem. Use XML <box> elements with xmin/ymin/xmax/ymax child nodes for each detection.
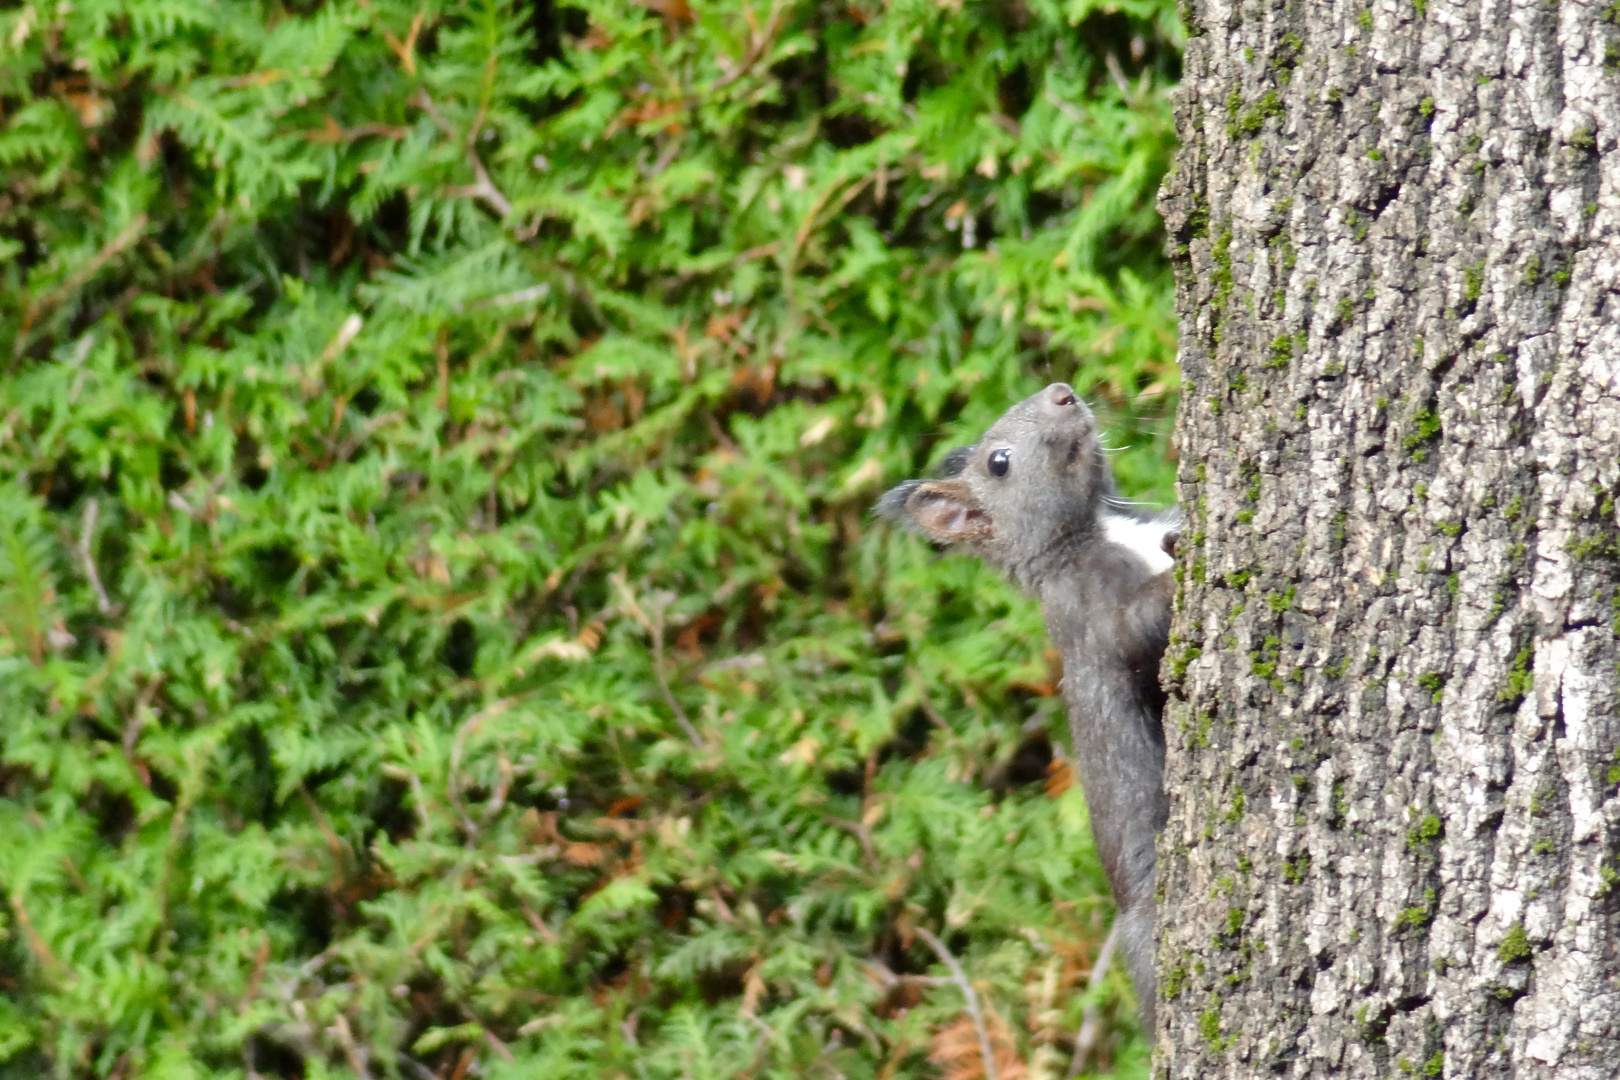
<box><xmin>414</xmin><ymin>90</ymin><xmax>513</xmax><ymax>219</ymax></box>
<box><xmin>77</xmin><ymin>498</ymin><xmax>113</xmax><ymax>614</ymax></box>
<box><xmin>915</xmin><ymin>926</ymin><xmax>998</xmax><ymax>1080</ymax></box>
<box><xmin>611</xmin><ymin>573</ymin><xmax>703</xmax><ymax>747</ymax></box>
<box><xmin>1067</xmin><ymin>921</ymin><xmax>1120</xmax><ymax>1077</ymax></box>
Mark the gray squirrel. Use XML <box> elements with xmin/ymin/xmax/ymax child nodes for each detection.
<box><xmin>877</xmin><ymin>382</ymin><xmax>1177</xmax><ymax>1037</ymax></box>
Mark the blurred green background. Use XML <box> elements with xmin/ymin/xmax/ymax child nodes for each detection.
<box><xmin>0</xmin><ymin>0</ymin><xmax>1180</xmax><ymax>1075</ymax></box>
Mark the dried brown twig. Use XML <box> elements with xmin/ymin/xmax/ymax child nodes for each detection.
<box><xmin>77</xmin><ymin>498</ymin><xmax>113</xmax><ymax>614</ymax></box>
<box><xmin>711</xmin><ymin>0</ymin><xmax>788</xmax><ymax>90</ymax></box>
<box><xmin>611</xmin><ymin>572</ymin><xmax>703</xmax><ymax>747</ymax></box>
<box><xmin>916</xmin><ymin>926</ymin><xmax>999</xmax><ymax>1080</ymax></box>
<box><xmin>1067</xmin><ymin>921</ymin><xmax>1119</xmax><ymax>1077</ymax></box>
<box><xmin>16</xmin><ymin>213</ymin><xmax>149</xmax><ymax>355</ymax></box>
<box><xmin>414</xmin><ymin>90</ymin><xmax>513</xmax><ymax>219</ymax></box>
<box><xmin>448</xmin><ymin>695</ymin><xmax>528</xmax><ymax>842</ymax></box>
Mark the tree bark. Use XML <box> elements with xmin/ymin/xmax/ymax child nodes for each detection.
<box><xmin>1155</xmin><ymin>0</ymin><xmax>1620</xmax><ymax>1074</ymax></box>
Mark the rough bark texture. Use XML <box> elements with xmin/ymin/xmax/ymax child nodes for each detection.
<box><xmin>1156</xmin><ymin>0</ymin><xmax>1620</xmax><ymax>1074</ymax></box>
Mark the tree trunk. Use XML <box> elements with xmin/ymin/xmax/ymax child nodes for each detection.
<box><xmin>1155</xmin><ymin>0</ymin><xmax>1620</xmax><ymax>1074</ymax></box>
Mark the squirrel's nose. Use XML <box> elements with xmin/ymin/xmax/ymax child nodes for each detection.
<box><xmin>1046</xmin><ymin>383</ymin><xmax>1078</xmax><ymax>408</ymax></box>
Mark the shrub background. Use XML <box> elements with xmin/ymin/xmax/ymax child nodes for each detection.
<box><xmin>0</xmin><ymin>0</ymin><xmax>1181</xmax><ymax>1075</ymax></box>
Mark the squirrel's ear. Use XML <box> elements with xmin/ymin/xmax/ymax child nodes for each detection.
<box><xmin>876</xmin><ymin>478</ymin><xmax>993</xmax><ymax>545</ymax></box>
<box><xmin>935</xmin><ymin>444</ymin><xmax>976</xmax><ymax>478</ymax></box>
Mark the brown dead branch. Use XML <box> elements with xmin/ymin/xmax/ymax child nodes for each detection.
<box><xmin>1066</xmin><ymin>921</ymin><xmax>1119</xmax><ymax>1076</ymax></box>
<box><xmin>916</xmin><ymin>926</ymin><xmax>999</xmax><ymax>1080</ymax></box>
<box><xmin>414</xmin><ymin>91</ymin><xmax>513</xmax><ymax>219</ymax></box>
<box><xmin>712</xmin><ymin>0</ymin><xmax>788</xmax><ymax>90</ymax></box>
<box><xmin>76</xmin><ymin>498</ymin><xmax>113</xmax><ymax>614</ymax></box>
<box><xmin>611</xmin><ymin>572</ymin><xmax>703</xmax><ymax>746</ymax></box>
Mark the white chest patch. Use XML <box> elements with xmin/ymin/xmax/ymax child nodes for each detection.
<box><xmin>1102</xmin><ymin>513</ymin><xmax>1176</xmax><ymax>576</ymax></box>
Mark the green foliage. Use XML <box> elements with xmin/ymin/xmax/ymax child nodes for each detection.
<box><xmin>1197</xmin><ymin>1004</ymin><xmax>1222</xmax><ymax>1047</ymax></box>
<box><xmin>1497</xmin><ymin>924</ymin><xmax>1532</xmax><ymax>964</ymax></box>
<box><xmin>1225</xmin><ymin>90</ymin><xmax>1283</xmax><ymax>139</ymax></box>
<box><xmin>1499</xmin><ymin>645</ymin><xmax>1535</xmax><ymax>704</ymax></box>
<box><xmin>1407</xmin><ymin>814</ymin><xmax>1443</xmax><ymax>849</ymax></box>
<box><xmin>1391</xmin><ymin>889</ymin><xmax>1435</xmax><ymax>934</ymax></box>
<box><xmin>1403</xmin><ymin>407</ymin><xmax>1442</xmax><ymax>457</ymax></box>
<box><xmin>1416</xmin><ymin>671</ymin><xmax>1446</xmax><ymax>703</ymax></box>
<box><xmin>0</xmin><ymin>0</ymin><xmax>1180</xmax><ymax>1075</ymax></box>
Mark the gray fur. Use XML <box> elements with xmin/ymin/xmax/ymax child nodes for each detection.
<box><xmin>877</xmin><ymin>383</ymin><xmax>1175</xmax><ymax>1037</ymax></box>
<box><xmin>935</xmin><ymin>444</ymin><xmax>977</xmax><ymax>478</ymax></box>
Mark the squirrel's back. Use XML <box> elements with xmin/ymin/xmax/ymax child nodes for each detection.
<box><xmin>877</xmin><ymin>383</ymin><xmax>1177</xmax><ymax>1039</ymax></box>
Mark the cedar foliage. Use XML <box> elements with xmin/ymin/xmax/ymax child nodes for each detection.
<box><xmin>0</xmin><ymin>0</ymin><xmax>1180</xmax><ymax>1075</ymax></box>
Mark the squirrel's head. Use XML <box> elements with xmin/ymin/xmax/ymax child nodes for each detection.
<box><xmin>877</xmin><ymin>383</ymin><xmax>1114</xmax><ymax>574</ymax></box>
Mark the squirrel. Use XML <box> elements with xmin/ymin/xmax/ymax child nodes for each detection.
<box><xmin>877</xmin><ymin>382</ymin><xmax>1178</xmax><ymax>1037</ymax></box>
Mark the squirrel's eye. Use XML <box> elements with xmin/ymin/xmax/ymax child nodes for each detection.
<box><xmin>988</xmin><ymin>449</ymin><xmax>1010</xmax><ymax>477</ymax></box>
